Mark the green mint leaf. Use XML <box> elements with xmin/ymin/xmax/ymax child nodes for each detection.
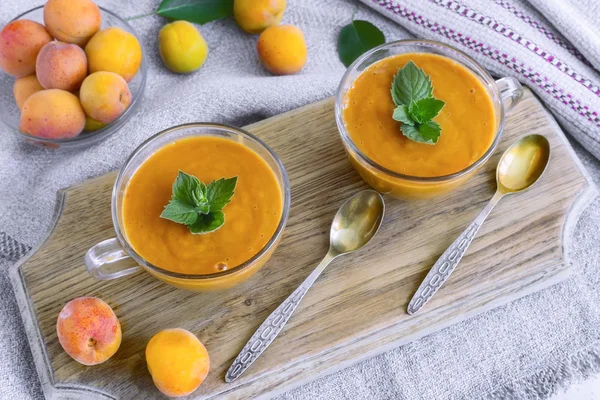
<box><xmin>337</xmin><ymin>20</ymin><xmax>385</xmax><ymax>68</ymax></box>
<box><xmin>160</xmin><ymin>199</ymin><xmax>199</xmax><ymax>225</ymax></box>
<box><xmin>418</xmin><ymin>120</ymin><xmax>442</xmax><ymax>143</ymax></box>
<box><xmin>400</xmin><ymin>121</ymin><xmax>441</xmax><ymax>145</ymax></box>
<box><xmin>156</xmin><ymin>0</ymin><xmax>233</xmax><ymax>25</ymax></box>
<box><xmin>192</xmin><ymin>182</ymin><xmax>207</xmax><ymax>206</ymax></box>
<box><xmin>188</xmin><ymin>211</ymin><xmax>225</xmax><ymax>234</ymax></box>
<box><xmin>391</xmin><ymin>61</ymin><xmax>445</xmax><ymax>145</ymax></box>
<box><xmin>172</xmin><ymin>171</ymin><xmax>200</xmax><ymax>206</ymax></box>
<box><xmin>409</xmin><ymin>98</ymin><xmax>445</xmax><ymax>124</ymax></box>
<box><xmin>400</xmin><ymin>124</ymin><xmax>424</xmax><ymax>143</ymax></box>
<box><xmin>392</xmin><ymin>105</ymin><xmax>415</xmax><ymax>125</ymax></box>
<box><xmin>195</xmin><ymin>203</ymin><xmax>210</xmax><ymax>214</ymax></box>
<box><xmin>206</xmin><ymin>177</ymin><xmax>238</xmax><ymax>212</ymax></box>
<box><xmin>160</xmin><ymin>172</ymin><xmax>237</xmax><ymax>234</ymax></box>
<box><xmin>391</xmin><ymin>61</ymin><xmax>433</xmax><ymax>106</ymax></box>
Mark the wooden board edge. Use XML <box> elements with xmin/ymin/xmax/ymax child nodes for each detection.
<box><xmin>533</xmin><ymin>89</ymin><xmax>597</xmax><ymax>192</ymax></box>
<box><xmin>244</xmin><ymin>97</ymin><xmax>334</xmax><ymax>130</ymax></box>
<box><xmin>9</xmin><ymin>190</ymin><xmax>114</xmax><ymax>400</ymax></box>
<box><xmin>62</xmin><ymin>170</ymin><xmax>118</xmax><ymax>195</ymax></box>
<box><xmin>272</xmin><ymin>271</ymin><xmax>573</xmax><ymax>400</ymax></box>
<box><xmin>562</xmin><ymin>183</ymin><xmax>598</xmax><ymax>266</ymax></box>
<box><xmin>529</xmin><ymin>89</ymin><xmax>599</xmax><ymax>271</ymax></box>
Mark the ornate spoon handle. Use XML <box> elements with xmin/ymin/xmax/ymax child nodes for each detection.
<box><xmin>225</xmin><ymin>252</ymin><xmax>335</xmax><ymax>383</ymax></box>
<box><xmin>407</xmin><ymin>192</ymin><xmax>503</xmax><ymax>315</ymax></box>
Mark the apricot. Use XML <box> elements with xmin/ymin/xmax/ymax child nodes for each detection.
<box><xmin>20</xmin><ymin>89</ymin><xmax>86</xmax><ymax>139</ymax></box>
<box><xmin>44</xmin><ymin>0</ymin><xmax>101</xmax><ymax>46</ymax></box>
<box><xmin>84</xmin><ymin>116</ymin><xmax>106</xmax><ymax>131</ymax></box>
<box><xmin>158</xmin><ymin>21</ymin><xmax>208</xmax><ymax>74</ymax></box>
<box><xmin>85</xmin><ymin>27</ymin><xmax>142</xmax><ymax>82</ymax></box>
<box><xmin>0</xmin><ymin>20</ymin><xmax>52</xmax><ymax>77</ymax></box>
<box><xmin>146</xmin><ymin>329</ymin><xmax>210</xmax><ymax>397</ymax></box>
<box><xmin>36</xmin><ymin>42</ymin><xmax>88</xmax><ymax>91</ymax></box>
<box><xmin>56</xmin><ymin>297</ymin><xmax>121</xmax><ymax>366</ymax></box>
<box><xmin>14</xmin><ymin>74</ymin><xmax>44</xmax><ymax>110</ymax></box>
<box><xmin>257</xmin><ymin>25</ymin><xmax>307</xmax><ymax>75</ymax></box>
<box><xmin>234</xmin><ymin>0</ymin><xmax>286</xmax><ymax>34</ymax></box>
<box><xmin>79</xmin><ymin>71</ymin><xmax>131</xmax><ymax>124</ymax></box>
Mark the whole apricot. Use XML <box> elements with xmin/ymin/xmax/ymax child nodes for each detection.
<box><xmin>146</xmin><ymin>328</ymin><xmax>210</xmax><ymax>397</ymax></box>
<box><xmin>56</xmin><ymin>297</ymin><xmax>121</xmax><ymax>366</ymax></box>
<box><xmin>44</xmin><ymin>0</ymin><xmax>101</xmax><ymax>46</ymax></box>
<box><xmin>158</xmin><ymin>21</ymin><xmax>208</xmax><ymax>74</ymax></box>
<box><xmin>84</xmin><ymin>116</ymin><xmax>106</xmax><ymax>131</ymax></box>
<box><xmin>36</xmin><ymin>42</ymin><xmax>88</xmax><ymax>91</ymax></box>
<box><xmin>0</xmin><ymin>20</ymin><xmax>52</xmax><ymax>77</ymax></box>
<box><xmin>14</xmin><ymin>74</ymin><xmax>44</xmax><ymax>110</ymax></box>
<box><xmin>20</xmin><ymin>89</ymin><xmax>86</xmax><ymax>139</ymax></box>
<box><xmin>80</xmin><ymin>71</ymin><xmax>131</xmax><ymax>124</ymax></box>
<box><xmin>85</xmin><ymin>27</ymin><xmax>142</xmax><ymax>82</ymax></box>
<box><xmin>257</xmin><ymin>25</ymin><xmax>307</xmax><ymax>75</ymax></box>
<box><xmin>234</xmin><ymin>0</ymin><xmax>286</xmax><ymax>34</ymax></box>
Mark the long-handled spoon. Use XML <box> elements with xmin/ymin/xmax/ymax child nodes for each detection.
<box><xmin>407</xmin><ymin>134</ymin><xmax>551</xmax><ymax>315</ymax></box>
<box><xmin>225</xmin><ymin>190</ymin><xmax>385</xmax><ymax>382</ymax></box>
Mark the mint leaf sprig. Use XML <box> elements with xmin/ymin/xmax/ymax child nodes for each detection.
<box><xmin>390</xmin><ymin>61</ymin><xmax>445</xmax><ymax>145</ymax></box>
<box><xmin>160</xmin><ymin>171</ymin><xmax>237</xmax><ymax>234</ymax></box>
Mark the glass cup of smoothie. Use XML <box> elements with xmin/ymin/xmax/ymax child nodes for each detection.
<box><xmin>335</xmin><ymin>40</ymin><xmax>524</xmax><ymax>199</ymax></box>
<box><xmin>85</xmin><ymin>123</ymin><xmax>290</xmax><ymax>292</ymax></box>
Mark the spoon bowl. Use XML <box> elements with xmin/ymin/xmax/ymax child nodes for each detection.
<box><xmin>497</xmin><ymin>134</ymin><xmax>551</xmax><ymax>194</ymax></box>
<box><xmin>330</xmin><ymin>190</ymin><xmax>385</xmax><ymax>255</ymax></box>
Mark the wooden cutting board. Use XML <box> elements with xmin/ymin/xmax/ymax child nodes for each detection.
<box><xmin>10</xmin><ymin>88</ymin><xmax>597</xmax><ymax>399</ymax></box>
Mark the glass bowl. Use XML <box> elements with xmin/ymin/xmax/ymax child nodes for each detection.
<box><xmin>85</xmin><ymin>123</ymin><xmax>291</xmax><ymax>292</ymax></box>
<box><xmin>335</xmin><ymin>40</ymin><xmax>523</xmax><ymax>199</ymax></box>
<box><xmin>0</xmin><ymin>5</ymin><xmax>147</xmax><ymax>150</ymax></box>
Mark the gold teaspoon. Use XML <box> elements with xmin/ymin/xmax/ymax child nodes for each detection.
<box><xmin>226</xmin><ymin>190</ymin><xmax>385</xmax><ymax>382</ymax></box>
<box><xmin>407</xmin><ymin>134</ymin><xmax>551</xmax><ymax>315</ymax></box>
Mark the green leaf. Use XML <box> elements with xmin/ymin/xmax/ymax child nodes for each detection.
<box><xmin>409</xmin><ymin>98</ymin><xmax>445</xmax><ymax>124</ymax></box>
<box><xmin>390</xmin><ymin>60</ymin><xmax>445</xmax><ymax>145</ymax></box>
<box><xmin>195</xmin><ymin>203</ymin><xmax>210</xmax><ymax>214</ymax></box>
<box><xmin>160</xmin><ymin>199</ymin><xmax>199</xmax><ymax>225</ymax></box>
<box><xmin>192</xmin><ymin>182</ymin><xmax>207</xmax><ymax>206</ymax></box>
<box><xmin>188</xmin><ymin>211</ymin><xmax>225</xmax><ymax>234</ymax></box>
<box><xmin>391</xmin><ymin>61</ymin><xmax>433</xmax><ymax>106</ymax></box>
<box><xmin>392</xmin><ymin>105</ymin><xmax>415</xmax><ymax>125</ymax></box>
<box><xmin>160</xmin><ymin>172</ymin><xmax>237</xmax><ymax>234</ymax></box>
<box><xmin>400</xmin><ymin>121</ymin><xmax>441</xmax><ymax>145</ymax></box>
<box><xmin>157</xmin><ymin>0</ymin><xmax>234</xmax><ymax>24</ymax></box>
<box><xmin>400</xmin><ymin>124</ymin><xmax>424</xmax><ymax>143</ymax></box>
<box><xmin>172</xmin><ymin>171</ymin><xmax>201</xmax><ymax>206</ymax></box>
<box><xmin>206</xmin><ymin>177</ymin><xmax>238</xmax><ymax>212</ymax></box>
<box><xmin>419</xmin><ymin>120</ymin><xmax>442</xmax><ymax>143</ymax></box>
<box><xmin>337</xmin><ymin>20</ymin><xmax>385</xmax><ymax>68</ymax></box>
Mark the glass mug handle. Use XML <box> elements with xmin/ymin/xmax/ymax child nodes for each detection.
<box><xmin>496</xmin><ymin>77</ymin><xmax>523</xmax><ymax>112</ymax></box>
<box><xmin>85</xmin><ymin>238</ymin><xmax>141</xmax><ymax>280</ymax></box>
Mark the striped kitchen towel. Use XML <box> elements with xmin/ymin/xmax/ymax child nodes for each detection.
<box><xmin>361</xmin><ymin>0</ymin><xmax>600</xmax><ymax>159</ymax></box>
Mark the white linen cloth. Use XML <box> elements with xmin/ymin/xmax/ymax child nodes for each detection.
<box><xmin>1</xmin><ymin>0</ymin><xmax>599</xmax><ymax>399</ymax></box>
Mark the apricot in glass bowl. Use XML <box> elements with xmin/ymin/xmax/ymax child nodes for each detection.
<box><xmin>0</xmin><ymin>5</ymin><xmax>146</xmax><ymax>149</ymax></box>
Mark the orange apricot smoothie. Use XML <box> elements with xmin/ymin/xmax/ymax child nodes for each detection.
<box><xmin>342</xmin><ymin>53</ymin><xmax>497</xmax><ymax>198</ymax></box>
<box><xmin>121</xmin><ymin>136</ymin><xmax>283</xmax><ymax>289</ymax></box>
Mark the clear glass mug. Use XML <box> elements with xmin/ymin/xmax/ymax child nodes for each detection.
<box><xmin>84</xmin><ymin>123</ymin><xmax>291</xmax><ymax>292</ymax></box>
<box><xmin>335</xmin><ymin>40</ymin><xmax>524</xmax><ymax>199</ymax></box>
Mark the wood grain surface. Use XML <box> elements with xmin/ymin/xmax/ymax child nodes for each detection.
<box><xmin>10</xmin><ymin>88</ymin><xmax>597</xmax><ymax>399</ymax></box>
